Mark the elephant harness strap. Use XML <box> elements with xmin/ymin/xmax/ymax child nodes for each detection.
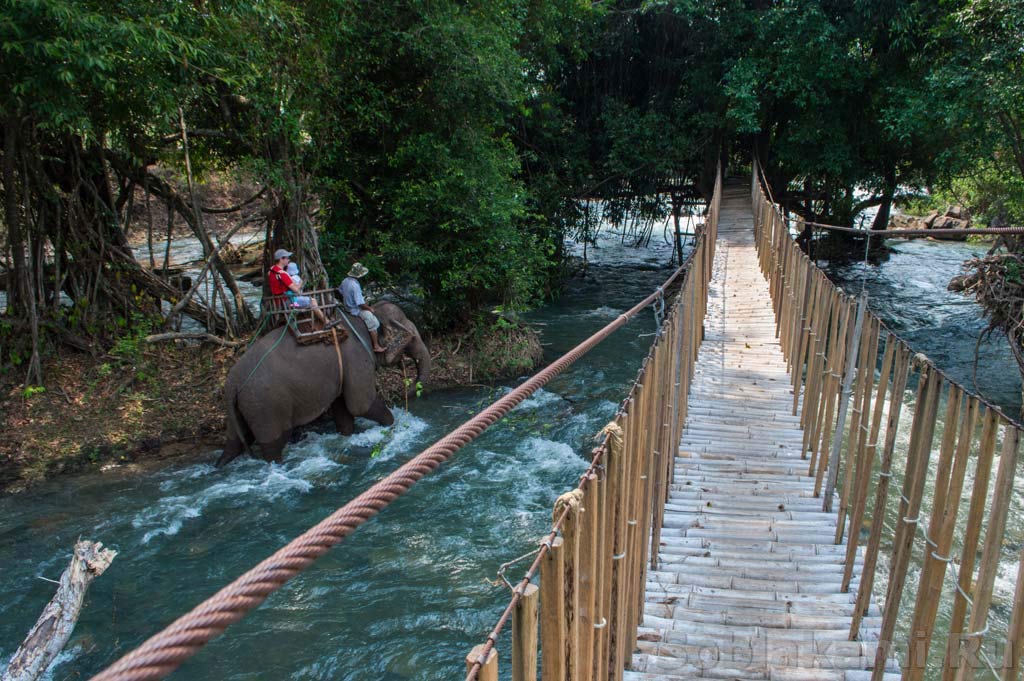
<box><xmin>330</xmin><ymin>327</ymin><xmax>344</xmax><ymax>388</ymax></box>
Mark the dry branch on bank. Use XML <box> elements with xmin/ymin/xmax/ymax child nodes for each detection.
<box><xmin>1</xmin><ymin>540</ymin><xmax>117</xmax><ymax>681</ymax></box>
<box><xmin>144</xmin><ymin>332</ymin><xmax>246</xmax><ymax>348</ymax></box>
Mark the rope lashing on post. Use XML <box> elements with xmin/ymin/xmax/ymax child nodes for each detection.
<box><xmin>552</xmin><ymin>489</ymin><xmax>584</xmax><ymax>521</ymax></box>
<box><xmin>653</xmin><ymin>286</ymin><xmax>666</xmax><ymax>328</ymax></box>
<box><xmin>91</xmin><ymin>263</ymin><xmax>687</xmax><ymax>681</ymax></box>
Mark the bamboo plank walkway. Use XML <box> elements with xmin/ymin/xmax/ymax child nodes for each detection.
<box><xmin>625</xmin><ymin>182</ymin><xmax>899</xmax><ymax>681</ymax></box>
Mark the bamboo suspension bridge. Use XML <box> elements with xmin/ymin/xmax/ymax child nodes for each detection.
<box><xmin>88</xmin><ymin>167</ymin><xmax>1024</xmax><ymax>681</ymax></box>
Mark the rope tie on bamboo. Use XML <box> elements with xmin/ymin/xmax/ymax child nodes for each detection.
<box><xmin>552</xmin><ymin>489</ymin><xmax>584</xmax><ymax>524</ymax></box>
<box><xmin>653</xmin><ymin>287</ymin><xmax>666</xmax><ymax>328</ymax></box>
<box><xmin>612</xmin><ymin>552</ymin><xmax>626</xmax><ymax>561</ymax></box>
<box><xmin>593</xmin><ymin>618</ymin><xmax>608</xmax><ymax>629</ymax></box>
<box><xmin>878</xmin><ymin>470</ymin><xmax>893</xmax><ymax>478</ymax></box>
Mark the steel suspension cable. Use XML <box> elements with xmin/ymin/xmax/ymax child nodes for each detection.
<box><xmin>90</xmin><ymin>262</ymin><xmax>689</xmax><ymax>681</ymax></box>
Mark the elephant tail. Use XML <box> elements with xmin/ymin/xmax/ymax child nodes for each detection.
<box><xmin>216</xmin><ymin>392</ymin><xmax>255</xmax><ymax>468</ymax></box>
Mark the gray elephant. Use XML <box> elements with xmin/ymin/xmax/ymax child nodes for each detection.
<box><xmin>215</xmin><ymin>301</ymin><xmax>430</xmax><ymax>467</ymax></box>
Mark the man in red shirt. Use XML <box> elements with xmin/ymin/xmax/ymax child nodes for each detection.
<box><xmin>268</xmin><ymin>248</ymin><xmax>325</xmax><ymax>324</ymax></box>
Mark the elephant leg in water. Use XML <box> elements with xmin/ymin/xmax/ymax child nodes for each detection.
<box><xmin>261</xmin><ymin>429</ymin><xmax>292</xmax><ymax>463</ymax></box>
<box><xmin>329</xmin><ymin>395</ymin><xmax>394</xmax><ymax>435</ymax></box>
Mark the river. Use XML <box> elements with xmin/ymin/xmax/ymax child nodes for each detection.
<box><xmin>2</xmin><ymin>229</ymin><xmax>1020</xmax><ymax>680</ymax></box>
<box><xmin>0</xmin><ymin>226</ymin><xmax>684</xmax><ymax>679</ymax></box>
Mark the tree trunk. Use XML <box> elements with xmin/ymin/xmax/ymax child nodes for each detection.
<box><xmin>1</xmin><ymin>540</ymin><xmax>117</xmax><ymax>681</ymax></box>
<box><xmin>872</xmin><ymin>167</ymin><xmax>897</xmax><ymax>231</ymax></box>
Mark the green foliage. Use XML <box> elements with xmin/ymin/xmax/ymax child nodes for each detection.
<box><xmin>21</xmin><ymin>385</ymin><xmax>46</xmax><ymax>399</ymax></box>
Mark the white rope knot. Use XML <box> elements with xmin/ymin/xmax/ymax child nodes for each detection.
<box><xmin>903</xmin><ymin>515</ymin><xmax>919</xmax><ymax>525</ymax></box>
<box><xmin>553</xmin><ymin>489</ymin><xmax>584</xmax><ymax>523</ymax></box>
<box><xmin>593</xmin><ymin>618</ymin><xmax>608</xmax><ymax>629</ymax></box>
<box><xmin>601</xmin><ymin>422</ymin><xmax>623</xmax><ymax>464</ymax></box>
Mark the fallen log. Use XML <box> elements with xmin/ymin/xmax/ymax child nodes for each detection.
<box><xmin>2</xmin><ymin>540</ymin><xmax>117</xmax><ymax>681</ymax></box>
<box><xmin>144</xmin><ymin>331</ymin><xmax>246</xmax><ymax>348</ymax></box>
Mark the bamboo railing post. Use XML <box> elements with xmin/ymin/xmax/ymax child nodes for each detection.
<box><xmin>824</xmin><ymin>291</ymin><xmax>867</xmax><ymax>512</ymax></box>
<box><xmin>556</xmin><ymin>488</ymin><xmax>583</xmax><ymax>681</ymax></box>
<box><xmin>903</xmin><ymin>385</ymin><xmax>965</xmax><ymax>679</ymax></box>
<box><xmin>792</xmin><ymin>270</ymin><xmax>819</xmax><ymax>415</ymax></box>
<box><xmin>1001</xmin><ymin>547</ymin><xmax>1024</xmax><ymax>681</ymax></box>
<box><xmin>851</xmin><ymin>344</ymin><xmax>911</xmax><ymax>640</ymax></box>
<box><xmin>466</xmin><ymin>645</ymin><xmax>498</xmax><ymax>681</ymax></box>
<box><xmin>608</xmin><ymin>413</ymin><xmax>630</xmax><ymax>681</ymax></box>
<box><xmin>804</xmin><ymin>284</ymin><xmax>834</xmax><ymax>464</ymax></box>
<box><xmin>870</xmin><ymin>365</ymin><xmax>942</xmax><ymax>681</ymax></box>
<box><xmin>577</xmin><ymin>475</ymin><xmax>598</xmax><ymax>681</ymax></box>
<box><xmin>953</xmin><ymin>425</ymin><xmax>1021</xmax><ymax>681</ymax></box>
<box><xmin>539</xmin><ymin>536</ymin><xmax>565</xmax><ymax>681</ymax></box>
<box><xmin>513</xmin><ymin>583</ymin><xmax>539</xmax><ymax>681</ymax></box>
<box><xmin>835</xmin><ymin>317</ymin><xmax>879</xmax><ymax>541</ymax></box>
<box><xmin>941</xmin><ymin>409</ymin><xmax>1000</xmax><ymax>681</ymax></box>
<box><xmin>813</xmin><ymin>294</ymin><xmax>852</xmax><ymax>494</ymax></box>
<box><xmin>593</xmin><ymin>457</ymin><xmax>611</xmax><ymax>681</ymax></box>
<box><xmin>841</xmin><ymin>333</ymin><xmax>895</xmax><ymax>591</ymax></box>
<box><xmin>800</xmin><ymin>278</ymin><xmax>829</xmax><ymax>430</ymax></box>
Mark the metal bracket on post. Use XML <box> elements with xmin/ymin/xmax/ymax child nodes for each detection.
<box><xmin>823</xmin><ymin>290</ymin><xmax>867</xmax><ymax>514</ymax></box>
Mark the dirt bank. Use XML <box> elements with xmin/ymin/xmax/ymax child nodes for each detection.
<box><xmin>0</xmin><ymin>322</ymin><xmax>543</xmax><ymax>494</ymax></box>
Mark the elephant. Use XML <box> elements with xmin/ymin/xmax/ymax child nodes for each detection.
<box><xmin>214</xmin><ymin>301</ymin><xmax>430</xmax><ymax>467</ymax></box>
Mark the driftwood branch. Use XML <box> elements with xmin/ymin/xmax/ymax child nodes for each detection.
<box><xmin>2</xmin><ymin>540</ymin><xmax>117</xmax><ymax>681</ymax></box>
<box><xmin>144</xmin><ymin>331</ymin><xmax>246</xmax><ymax>348</ymax></box>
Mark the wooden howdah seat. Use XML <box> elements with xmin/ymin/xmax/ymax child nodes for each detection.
<box><xmin>261</xmin><ymin>288</ymin><xmax>349</xmax><ymax>345</ymax></box>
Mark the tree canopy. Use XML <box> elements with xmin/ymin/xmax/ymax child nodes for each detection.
<box><xmin>2</xmin><ymin>0</ymin><xmax>1023</xmax><ymax>379</ymax></box>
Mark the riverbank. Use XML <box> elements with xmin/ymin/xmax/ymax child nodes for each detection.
<box><xmin>0</xmin><ymin>321</ymin><xmax>543</xmax><ymax>494</ymax></box>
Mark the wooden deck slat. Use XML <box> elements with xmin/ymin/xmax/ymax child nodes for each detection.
<box><xmin>628</xmin><ymin>181</ymin><xmax>891</xmax><ymax>680</ymax></box>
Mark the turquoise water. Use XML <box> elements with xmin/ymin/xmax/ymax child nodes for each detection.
<box><xmin>0</xmin><ymin>230</ymin><xmax>679</xmax><ymax>680</ymax></box>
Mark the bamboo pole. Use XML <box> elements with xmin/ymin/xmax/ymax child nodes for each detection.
<box><xmin>792</xmin><ymin>269</ymin><xmax>819</xmax><ymax>415</ymax></box>
<box><xmin>903</xmin><ymin>385</ymin><xmax>966</xmax><ymax>680</ymax></box>
<box><xmin>593</xmin><ymin>460</ymin><xmax>610</xmax><ymax>681</ymax></box>
<box><xmin>556</xmin><ymin>488</ymin><xmax>583</xmax><ymax>681</ymax></box>
<box><xmin>824</xmin><ymin>291</ymin><xmax>867</xmax><ymax>512</ymax></box>
<box><xmin>539</xmin><ymin>536</ymin><xmax>565</xmax><ymax>681</ymax></box>
<box><xmin>801</xmin><ymin>280</ymin><xmax>830</xmax><ymax>447</ymax></box>
<box><xmin>1001</xmin><ymin>547</ymin><xmax>1024</xmax><ymax>681</ymax></box>
<box><xmin>941</xmin><ymin>408</ymin><xmax>1000</xmax><ymax>681</ymax></box>
<box><xmin>871</xmin><ymin>365</ymin><xmax>942</xmax><ymax>681</ymax></box>
<box><xmin>577</xmin><ymin>474</ymin><xmax>598</xmax><ymax>681</ymax></box>
<box><xmin>835</xmin><ymin>316</ymin><xmax>879</xmax><ymax>541</ymax></box>
<box><xmin>466</xmin><ymin>645</ymin><xmax>497</xmax><ymax>681</ymax></box>
<box><xmin>953</xmin><ymin>425</ymin><xmax>1021</xmax><ymax>681</ymax></box>
<box><xmin>513</xmin><ymin>583</ymin><xmax>539</xmax><ymax>681</ymax></box>
<box><xmin>841</xmin><ymin>330</ymin><xmax>895</xmax><ymax>590</ymax></box>
<box><xmin>608</xmin><ymin>412</ymin><xmax>630</xmax><ymax>681</ymax></box>
<box><xmin>804</xmin><ymin>285</ymin><xmax>836</xmax><ymax>466</ymax></box>
<box><xmin>813</xmin><ymin>294</ymin><xmax>852</xmax><ymax>495</ymax></box>
<box><xmin>850</xmin><ymin>344</ymin><xmax>911</xmax><ymax>640</ymax></box>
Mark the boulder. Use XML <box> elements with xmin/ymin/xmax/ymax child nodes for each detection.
<box><xmin>929</xmin><ymin>214</ymin><xmax>971</xmax><ymax>241</ymax></box>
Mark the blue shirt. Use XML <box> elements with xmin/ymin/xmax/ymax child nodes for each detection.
<box><xmin>339</xmin><ymin>277</ymin><xmax>365</xmax><ymax>316</ymax></box>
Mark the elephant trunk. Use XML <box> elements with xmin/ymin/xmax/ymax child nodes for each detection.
<box><xmin>408</xmin><ymin>337</ymin><xmax>431</xmax><ymax>392</ymax></box>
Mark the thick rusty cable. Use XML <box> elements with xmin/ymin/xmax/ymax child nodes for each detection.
<box><xmin>90</xmin><ymin>261</ymin><xmax>689</xmax><ymax>681</ymax></box>
<box><xmin>464</xmin><ymin>224</ymin><xmax>704</xmax><ymax>679</ymax></box>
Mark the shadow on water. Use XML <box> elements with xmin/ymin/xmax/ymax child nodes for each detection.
<box><xmin>0</xmin><ymin>228</ymin><xmax>681</xmax><ymax>680</ymax></box>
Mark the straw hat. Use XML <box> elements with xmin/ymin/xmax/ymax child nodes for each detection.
<box><xmin>347</xmin><ymin>262</ymin><xmax>369</xmax><ymax>278</ymax></box>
